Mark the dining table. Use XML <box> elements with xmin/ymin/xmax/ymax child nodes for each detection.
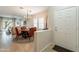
<box><xmin>21</xmin><ymin>28</ymin><xmax>30</xmax><ymax>38</ymax></box>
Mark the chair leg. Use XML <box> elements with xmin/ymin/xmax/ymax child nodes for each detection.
<box><xmin>16</xmin><ymin>37</ymin><xmax>18</xmax><ymax>40</ymax></box>
<box><xmin>29</xmin><ymin>37</ymin><xmax>30</xmax><ymax>40</ymax></box>
<box><xmin>32</xmin><ymin>36</ymin><xmax>34</xmax><ymax>41</ymax></box>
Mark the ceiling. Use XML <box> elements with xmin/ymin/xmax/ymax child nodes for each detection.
<box><xmin>0</xmin><ymin>6</ymin><xmax>48</xmax><ymax>18</ymax></box>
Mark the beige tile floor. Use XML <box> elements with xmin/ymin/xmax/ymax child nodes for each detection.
<box><xmin>10</xmin><ymin>42</ymin><xmax>34</xmax><ymax>52</ymax></box>
<box><xmin>0</xmin><ymin>30</ymin><xmax>34</xmax><ymax>52</ymax></box>
<box><xmin>0</xmin><ymin>30</ymin><xmax>56</xmax><ymax>52</ymax></box>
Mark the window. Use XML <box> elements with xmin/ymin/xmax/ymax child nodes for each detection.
<box><xmin>34</xmin><ymin>18</ymin><xmax>38</xmax><ymax>28</ymax></box>
<box><xmin>34</xmin><ymin>17</ymin><xmax>45</xmax><ymax>30</ymax></box>
<box><xmin>38</xmin><ymin>17</ymin><xmax>44</xmax><ymax>29</ymax></box>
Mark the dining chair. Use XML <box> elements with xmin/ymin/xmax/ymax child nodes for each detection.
<box><xmin>15</xmin><ymin>27</ymin><xmax>21</xmax><ymax>39</ymax></box>
<box><xmin>28</xmin><ymin>27</ymin><xmax>37</xmax><ymax>40</ymax></box>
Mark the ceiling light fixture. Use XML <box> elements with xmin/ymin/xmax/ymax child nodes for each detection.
<box><xmin>23</xmin><ymin>9</ymin><xmax>32</xmax><ymax>25</ymax></box>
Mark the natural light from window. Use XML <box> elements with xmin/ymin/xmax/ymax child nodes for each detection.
<box><xmin>34</xmin><ymin>17</ymin><xmax>45</xmax><ymax>30</ymax></box>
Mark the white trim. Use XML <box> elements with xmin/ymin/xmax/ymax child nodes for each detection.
<box><xmin>40</xmin><ymin>43</ymin><xmax>55</xmax><ymax>52</ymax></box>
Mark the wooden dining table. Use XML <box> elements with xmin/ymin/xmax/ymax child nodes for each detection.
<box><xmin>21</xmin><ymin>29</ymin><xmax>29</xmax><ymax>38</ymax></box>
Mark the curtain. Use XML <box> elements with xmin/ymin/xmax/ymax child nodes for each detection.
<box><xmin>0</xmin><ymin>17</ymin><xmax>3</xmax><ymax>30</ymax></box>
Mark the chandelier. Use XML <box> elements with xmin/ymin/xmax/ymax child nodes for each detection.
<box><xmin>19</xmin><ymin>7</ymin><xmax>32</xmax><ymax>25</ymax></box>
<box><xmin>24</xmin><ymin>10</ymin><xmax>31</xmax><ymax>25</ymax></box>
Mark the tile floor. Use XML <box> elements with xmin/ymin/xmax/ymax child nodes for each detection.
<box><xmin>0</xmin><ymin>30</ymin><xmax>35</xmax><ymax>52</ymax></box>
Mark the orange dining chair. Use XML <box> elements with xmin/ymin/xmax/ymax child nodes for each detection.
<box><xmin>15</xmin><ymin>27</ymin><xmax>21</xmax><ymax>39</ymax></box>
<box><xmin>28</xmin><ymin>27</ymin><xmax>37</xmax><ymax>40</ymax></box>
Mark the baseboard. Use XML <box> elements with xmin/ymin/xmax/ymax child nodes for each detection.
<box><xmin>40</xmin><ymin>43</ymin><xmax>55</xmax><ymax>52</ymax></box>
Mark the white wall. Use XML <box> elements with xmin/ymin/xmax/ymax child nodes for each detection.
<box><xmin>34</xmin><ymin>30</ymin><xmax>52</xmax><ymax>51</ymax></box>
<box><xmin>48</xmin><ymin>7</ymin><xmax>55</xmax><ymax>45</ymax></box>
<box><xmin>48</xmin><ymin>7</ymin><xmax>54</xmax><ymax>30</ymax></box>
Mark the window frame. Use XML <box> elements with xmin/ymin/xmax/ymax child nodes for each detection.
<box><xmin>33</xmin><ymin>16</ymin><xmax>45</xmax><ymax>30</ymax></box>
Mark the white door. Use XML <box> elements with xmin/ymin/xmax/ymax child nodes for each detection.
<box><xmin>54</xmin><ymin>7</ymin><xmax>77</xmax><ymax>51</ymax></box>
